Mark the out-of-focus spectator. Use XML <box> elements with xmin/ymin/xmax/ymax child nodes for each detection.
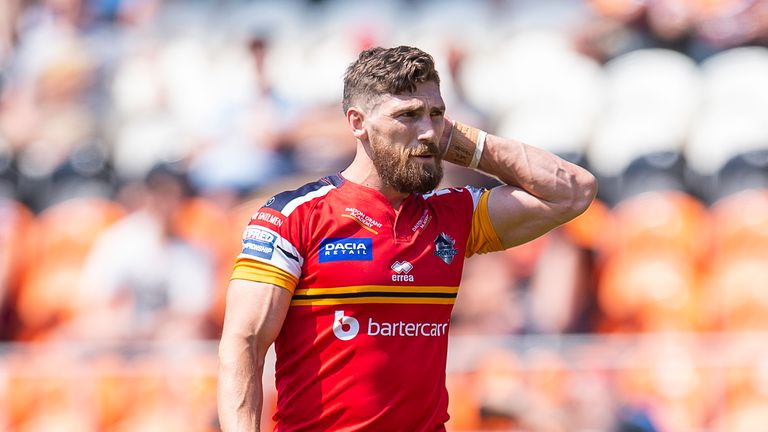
<box><xmin>72</xmin><ymin>162</ymin><xmax>214</xmax><ymax>340</ymax></box>
<box><xmin>0</xmin><ymin>0</ymin><xmax>766</xmax><ymax>430</ymax></box>
<box><xmin>451</xmin><ymin>252</ymin><xmax>524</xmax><ymax>335</ymax></box>
<box><xmin>0</xmin><ymin>197</ymin><xmax>33</xmax><ymax>339</ymax></box>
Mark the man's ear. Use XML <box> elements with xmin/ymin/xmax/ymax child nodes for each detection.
<box><xmin>346</xmin><ymin>107</ymin><xmax>367</xmax><ymax>140</ymax></box>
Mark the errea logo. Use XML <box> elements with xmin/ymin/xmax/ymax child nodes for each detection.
<box><xmin>333</xmin><ymin>310</ymin><xmax>360</xmax><ymax>340</ymax></box>
<box><xmin>391</xmin><ymin>261</ymin><xmax>414</xmax><ymax>282</ymax></box>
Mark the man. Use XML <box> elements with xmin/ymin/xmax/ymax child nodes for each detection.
<box><xmin>218</xmin><ymin>46</ymin><xmax>596</xmax><ymax>431</ymax></box>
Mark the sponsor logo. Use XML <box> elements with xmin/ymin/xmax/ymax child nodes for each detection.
<box><xmin>243</xmin><ymin>240</ymin><xmax>274</xmax><ymax>258</ymax></box>
<box><xmin>411</xmin><ymin>210</ymin><xmax>432</xmax><ymax>232</ymax></box>
<box><xmin>391</xmin><ymin>260</ymin><xmax>414</xmax><ymax>282</ymax></box>
<box><xmin>254</xmin><ymin>211</ymin><xmax>284</xmax><ymax>228</ymax></box>
<box><xmin>244</xmin><ymin>226</ymin><xmax>276</xmax><ymax>243</ymax></box>
<box><xmin>242</xmin><ymin>227</ymin><xmax>276</xmax><ymax>259</ymax></box>
<box><xmin>368</xmin><ymin>318</ymin><xmax>448</xmax><ymax>337</ymax></box>
<box><xmin>332</xmin><ymin>310</ymin><xmax>448</xmax><ymax>341</ymax></box>
<box><xmin>342</xmin><ymin>208</ymin><xmax>382</xmax><ymax>234</ymax></box>
<box><xmin>333</xmin><ymin>310</ymin><xmax>360</xmax><ymax>340</ymax></box>
<box><xmin>264</xmin><ymin>196</ymin><xmax>276</xmax><ymax>207</ymax></box>
<box><xmin>434</xmin><ymin>232</ymin><xmax>458</xmax><ymax>264</ymax></box>
<box><xmin>319</xmin><ymin>237</ymin><xmax>373</xmax><ymax>263</ymax></box>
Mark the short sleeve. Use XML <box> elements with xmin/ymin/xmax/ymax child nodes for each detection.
<box><xmin>231</xmin><ymin>205</ymin><xmax>304</xmax><ymax>292</ymax></box>
<box><xmin>465</xmin><ymin>189</ymin><xmax>504</xmax><ymax>257</ymax></box>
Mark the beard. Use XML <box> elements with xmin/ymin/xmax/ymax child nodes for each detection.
<box><xmin>369</xmin><ymin>133</ymin><xmax>444</xmax><ymax>194</ymax></box>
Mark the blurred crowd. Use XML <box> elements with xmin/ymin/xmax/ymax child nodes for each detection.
<box><xmin>1</xmin><ymin>0</ymin><xmax>768</xmax><ymax>431</ymax></box>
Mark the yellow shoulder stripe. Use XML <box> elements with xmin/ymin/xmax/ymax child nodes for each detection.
<box><xmin>466</xmin><ymin>189</ymin><xmax>503</xmax><ymax>257</ymax></box>
<box><xmin>231</xmin><ymin>258</ymin><xmax>298</xmax><ymax>293</ymax></box>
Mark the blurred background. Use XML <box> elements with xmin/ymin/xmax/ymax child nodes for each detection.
<box><xmin>1</xmin><ymin>0</ymin><xmax>768</xmax><ymax>430</ymax></box>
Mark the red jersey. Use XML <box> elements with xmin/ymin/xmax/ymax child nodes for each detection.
<box><xmin>232</xmin><ymin>173</ymin><xmax>501</xmax><ymax>431</ymax></box>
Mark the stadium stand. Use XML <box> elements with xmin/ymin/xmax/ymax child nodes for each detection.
<box><xmin>0</xmin><ymin>0</ymin><xmax>768</xmax><ymax>430</ymax></box>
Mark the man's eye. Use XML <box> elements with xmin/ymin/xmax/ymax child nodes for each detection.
<box><xmin>400</xmin><ymin>111</ymin><xmax>416</xmax><ymax>118</ymax></box>
<box><xmin>431</xmin><ymin>111</ymin><xmax>444</xmax><ymax>118</ymax></box>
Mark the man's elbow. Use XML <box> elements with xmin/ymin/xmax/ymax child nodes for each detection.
<box><xmin>560</xmin><ymin>170</ymin><xmax>598</xmax><ymax>222</ymax></box>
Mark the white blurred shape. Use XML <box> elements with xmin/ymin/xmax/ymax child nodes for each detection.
<box><xmin>588</xmin><ymin>49</ymin><xmax>702</xmax><ymax>176</ymax></box>
<box><xmin>112</xmin><ymin>52</ymin><xmax>163</xmax><ymax>115</ymax></box>
<box><xmin>686</xmin><ymin>109</ymin><xmax>768</xmax><ymax>176</ymax></box>
<box><xmin>266</xmin><ymin>31</ymin><xmax>357</xmax><ymax>106</ymax></box>
<box><xmin>494</xmin><ymin>49</ymin><xmax>605</xmax><ymax>155</ymax></box>
<box><xmin>461</xmin><ymin>31</ymin><xmax>577</xmax><ymax>114</ymax></box>
<box><xmin>113</xmin><ymin>115</ymin><xmax>185</xmax><ymax>180</ymax></box>
<box><xmin>701</xmin><ymin>46</ymin><xmax>768</xmax><ymax>116</ymax></box>
<box><xmin>685</xmin><ymin>47</ymin><xmax>768</xmax><ymax>176</ymax></box>
<box><xmin>159</xmin><ymin>38</ymin><xmax>217</xmax><ymax>133</ymax></box>
<box><xmin>603</xmin><ymin>48</ymin><xmax>701</xmax><ymax>127</ymax></box>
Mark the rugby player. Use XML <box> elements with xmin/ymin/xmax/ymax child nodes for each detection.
<box><xmin>218</xmin><ymin>46</ymin><xmax>597</xmax><ymax>431</ymax></box>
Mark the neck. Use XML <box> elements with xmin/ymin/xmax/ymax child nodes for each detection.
<box><xmin>341</xmin><ymin>143</ymin><xmax>410</xmax><ymax>210</ymax></box>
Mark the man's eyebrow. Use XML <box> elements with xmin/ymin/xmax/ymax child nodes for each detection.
<box><xmin>394</xmin><ymin>101</ymin><xmax>424</xmax><ymax>111</ymax></box>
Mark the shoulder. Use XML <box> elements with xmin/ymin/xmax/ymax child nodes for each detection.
<box><xmin>261</xmin><ymin>175</ymin><xmax>343</xmax><ymax>217</ymax></box>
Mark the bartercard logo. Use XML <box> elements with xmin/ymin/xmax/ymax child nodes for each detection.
<box><xmin>391</xmin><ymin>260</ymin><xmax>414</xmax><ymax>282</ymax></box>
<box><xmin>333</xmin><ymin>310</ymin><xmax>360</xmax><ymax>340</ymax></box>
<box><xmin>332</xmin><ymin>310</ymin><xmax>448</xmax><ymax>341</ymax></box>
<box><xmin>319</xmin><ymin>238</ymin><xmax>373</xmax><ymax>263</ymax></box>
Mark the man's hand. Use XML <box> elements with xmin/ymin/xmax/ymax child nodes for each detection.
<box><xmin>440</xmin><ymin>117</ymin><xmax>597</xmax><ymax>248</ymax></box>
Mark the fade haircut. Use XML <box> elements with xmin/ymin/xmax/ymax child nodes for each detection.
<box><xmin>342</xmin><ymin>46</ymin><xmax>440</xmax><ymax>112</ymax></box>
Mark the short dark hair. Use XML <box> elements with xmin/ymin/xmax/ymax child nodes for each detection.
<box><xmin>342</xmin><ymin>46</ymin><xmax>440</xmax><ymax>112</ymax></box>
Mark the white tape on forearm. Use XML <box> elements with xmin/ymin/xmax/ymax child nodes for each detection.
<box><xmin>442</xmin><ymin>120</ymin><xmax>456</xmax><ymax>159</ymax></box>
<box><xmin>469</xmin><ymin>130</ymin><xmax>486</xmax><ymax>169</ymax></box>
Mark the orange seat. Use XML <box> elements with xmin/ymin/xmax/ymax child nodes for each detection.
<box><xmin>14</xmin><ymin>262</ymin><xmax>84</xmax><ymax>340</ymax></box>
<box><xmin>32</xmin><ymin>197</ymin><xmax>125</xmax><ymax>267</ymax></box>
<box><xmin>604</xmin><ymin>191</ymin><xmax>710</xmax><ymax>262</ymax></box>
<box><xmin>562</xmin><ymin>198</ymin><xmax>612</xmax><ymax>250</ymax></box>
<box><xmin>704</xmin><ymin>254</ymin><xmax>768</xmax><ymax>330</ymax></box>
<box><xmin>598</xmin><ymin>248</ymin><xmax>701</xmax><ymax>331</ymax></box>
<box><xmin>173</xmin><ymin>197</ymin><xmax>232</xmax><ymax>257</ymax></box>
<box><xmin>709</xmin><ymin>189</ymin><xmax>768</xmax><ymax>259</ymax></box>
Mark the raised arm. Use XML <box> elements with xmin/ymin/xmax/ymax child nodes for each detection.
<box><xmin>442</xmin><ymin>119</ymin><xmax>597</xmax><ymax>248</ymax></box>
<box><xmin>218</xmin><ymin>279</ymin><xmax>292</xmax><ymax>431</ymax></box>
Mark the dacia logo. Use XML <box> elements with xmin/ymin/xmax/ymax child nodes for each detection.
<box><xmin>319</xmin><ymin>238</ymin><xmax>373</xmax><ymax>263</ymax></box>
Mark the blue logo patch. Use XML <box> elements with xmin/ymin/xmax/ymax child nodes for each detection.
<box><xmin>243</xmin><ymin>239</ymin><xmax>275</xmax><ymax>259</ymax></box>
<box><xmin>242</xmin><ymin>227</ymin><xmax>277</xmax><ymax>259</ymax></box>
<box><xmin>319</xmin><ymin>237</ymin><xmax>373</xmax><ymax>263</ymax></box>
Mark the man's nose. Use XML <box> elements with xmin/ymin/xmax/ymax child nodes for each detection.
<box><xmin>417</xmin><ymin>114</ymin><xmax>437</xmax><ymax>142</ymax></box>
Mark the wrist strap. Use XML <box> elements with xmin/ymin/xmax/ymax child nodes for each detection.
<box><xmin>442</xmin><ymin>120</ymin><xmax>456</xmax><ymax>159</ymax></box>
<box><xmin>469</xmin><ymin>130</ymin><xmax>486</xmax><ymax>169</ymax></box>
